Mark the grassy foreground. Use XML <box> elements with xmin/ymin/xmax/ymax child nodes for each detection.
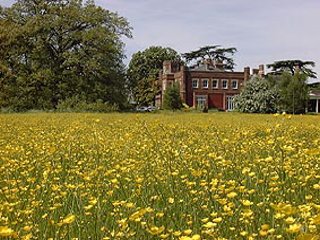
<box><xmin>0</xmin><ymin>112</ymin><xmax>320</xmax><ymax>239</ymax></box>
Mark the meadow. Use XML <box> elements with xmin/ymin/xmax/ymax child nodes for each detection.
<box><xmin>0</xmin><ymin>112</ymin><xmax>320</xmax><ymax>239</ymax></box>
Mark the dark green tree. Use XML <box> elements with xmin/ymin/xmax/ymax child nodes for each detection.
<box><xmin>0</xmin><ymin>0</ymin><xmax>132</xmax><ymax>111</ymax></box>
<box><xmin>271</xmin><ymin>72</ymin><xmax>309</xmax><ymax>114</ymax></box>
<box><xmin>234</xmin><ymin>76</ymin><xmax>279</xmax><ymax>113</ymax></box>
<box><xmin>127</xmin><ymin>46</ymin><xmax>181</xmax><ymax>106</ymax></box>
<box><xmin>182</xmin><ymin>45</ymin><xmax>237</xmax><ymax>71</ymax></box>
<box><xmin>267</xmin><ymin>60</ymin><xmax>317</xmax><ymax>78</ymax></box>
<box><xmin>163</xmin><ymin>83</ymin><xmax>182</xmax><ymax>111</ymax></box>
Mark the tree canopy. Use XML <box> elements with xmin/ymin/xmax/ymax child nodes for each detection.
<box><xmin>267</xmin><ymin>60</ymin><xmax>316</xmax><ymax>78</ymax></box>
<box><xmin>127</xmin><ymin>46</ymin><xmax>181</xmax><ymax>106</ymax></box>
<box><xmin>268</xmin><ymin>72</ymin><xmax>309</xmax><ymax>114</ymax></box>
<box><xmin>182</xmin><ymin>45</ymin><xmax>237</xmax><ymax>71</ymax></box>
<box><xmin>0</xmin><ymin>0</ymin><xmax>132</xmax><ymax>111</ymax></box>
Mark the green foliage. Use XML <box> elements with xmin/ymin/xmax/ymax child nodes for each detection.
<box><xmin>134</xmin><ymin>75</ymin><xmax>159</xmax><ymax>107</ymax></box>
<box><xmin>0</xmin><ymin>0</ymin><xmax>132</xmax><ymax>111</ymax></box>
<box><xmin>234</xmin><ymin>76</ymin><xmax>279</xmax><ymax>113</ymax></box>
<box><xmin>182</xmin><ymin>45</ymin><xmax>237</xmax><ymax>71</ymax></box>
<box><xmin>127</xmin><ymin>46</ymin><xmax>181</xmax><ymax>106</ymax></box>
<box><xmin>235</xmin><ymin>73</ymin><xmax>309</xmax><ymax>114</ymax></box>
<box><xmin>163</xmin><ymin>83</ymin><xmax>182</xmax><ymax>111</ymax></box>
<box><xmin>308</xmin><ymin>82</ymin><xmax>320</xmax><ymax>91</ymax></box>
<box><xmin>267</xmin><ymin>60</ymin><xmax>316</xmax><ymax>78</ymax></box>
<box><xmin>56</xmin><ymin>96</ymin><xmax>119</xmax><ymax>112</ymax></box>
<box><xmin>270</xmin><ymin>72</ymin><xmax>309</xmax><ymax>114</ymax></box>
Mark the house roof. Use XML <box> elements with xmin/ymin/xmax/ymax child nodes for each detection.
<box><xmin>189</xmin><ymin>63</ymin><xmax>224</xmax><ymax>72</ymax></box>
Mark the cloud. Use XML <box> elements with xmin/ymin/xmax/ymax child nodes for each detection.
<box><xmin>0</xmin><ymin>0</ymin><xmax>14</xmax><ymax>6</ymax></box>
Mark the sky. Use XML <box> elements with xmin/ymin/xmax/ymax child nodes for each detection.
<box><xmin>1</xmin><ymin>0</ymin><xmax>320</xmax><ymax>79</ymax></box>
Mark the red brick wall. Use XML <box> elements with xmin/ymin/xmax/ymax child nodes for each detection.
<box><xmin>158</xmin><ymin>61</ymin><xmax>259</xmax><ymax>110</ymax></box>
<box><xmin>185</xmin><ymin>71</ymin><xmax>245</xmax><ymax>110</ymax></box>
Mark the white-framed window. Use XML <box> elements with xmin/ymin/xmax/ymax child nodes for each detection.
<box><xmin>222</xmin><ymin>79</ymin><xmax>228</xmax><ymax>89</ymax></box>
<box><xmin>232</xmin><ymin>80</ymin><xmax>238</xmax><ymax>89</ymax></box>
<box><xmin>196</xmin><ymin>95</ymin><xmax>207</xmax><ymax>109</ymax></box>
<box><xmin>212</xmin><ymin>79</ymin><xmax>219</xmax><ymax>89</ymax></box>
<box><xmin>202</xmin><ymin>79</ymin><xmax>209</xmax><ymax>89</ymax></box>
<box><xmin>226</xmin><ymin>96</ymin><xmax>235</xmax><ymax>111</ymax></box>
<box><xmin>192</xmin><ymin>79</ymin><xmax>199</xmax><ymax>88</ymax></box>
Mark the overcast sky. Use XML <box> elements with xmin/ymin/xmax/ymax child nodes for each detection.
<box><xmin>1</xmin><ymin>0</ymin><xmax>320</xmax><ymax>78</ymax></box>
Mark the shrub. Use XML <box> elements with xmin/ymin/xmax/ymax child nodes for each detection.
<box><xmin>234</xmin><ymin>76</ymin><xmax>279</xmax><ymax>113</ymax></box>
<box><xmin>163</xmin><ymin>83</ymin><xmax>182</xmax><ymax>111</ymax></box>
<box><xmin>56</xmin><ymin>96</ymin><xmax>119</xmax><ymax>113</ymax></box>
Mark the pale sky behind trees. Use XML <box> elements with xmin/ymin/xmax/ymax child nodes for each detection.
<box><xmin>1</xmin><ymin>0</ymin><xmax>320</xmax><ymax>79</ymax></box>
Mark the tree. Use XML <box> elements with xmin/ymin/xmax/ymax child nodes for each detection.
<box><xmin>234</xmin><ymin>76</ymin><xmax>279</xmax><ymax>113</ymax></box>
<box><xmin>267</xmin><ymin>60</ymin><xmax>316</xmax><ymax>78</ymax></box>
<box><xmin>271</xmin><ymin>72</ymin><xmax>309</xmax><ymax>114</ymax></box>
<box><xmin>163</xmin><ymin>83</ymin><xmax>182</xmax><ymax>111</ymax></box>
<box><xmin>0</xmin><ymin>0</ymin><xmax>132</xmax><ymax>111</ymax></box>
<box><xmin>127</xmin><ymin>46</ymin><xmax>181</xmax><ymax>106</ymax></box>
<box><xmin>182</xmin><ymin>45</ymin><xmax>237</xmax><ymax>71</ymax></box>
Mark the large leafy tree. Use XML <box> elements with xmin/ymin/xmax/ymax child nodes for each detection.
<box><xmin>0</xmin><ymin>0</ymin><xmax>132</xmax><ymax>111</ymax></box>
<box><xmin>267</xmin><ymin>60</ymin><xmax>316</xmax><ymax>78</ymax></box>
<box><xmin>182</xmin><ymin>45</ymin><xmax>237</xmax><ymax>71</ymax></box>
<box><xmin>127</xmin><ymin>46</ymin><xmax>181</xmax><ymax>106</ymax></box>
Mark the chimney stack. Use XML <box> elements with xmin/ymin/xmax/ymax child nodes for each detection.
<box><xmin>258</xmin><ymin>64</ymin><xmax>265</xmax><ymax>77</ymax></box>
<box><xmin>244</xmin><ymin>67</ymin><xmax>250</xmax><ymax>81</ymax></box>
<box><xmin>163</xmin><ymin>60</ymin><xmax>172</xmax><ymax>74</ymax></box>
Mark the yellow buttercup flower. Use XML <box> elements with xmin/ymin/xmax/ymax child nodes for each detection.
<box><xmin>226</xmin><ymin>192</ymin><xmax>237</xmax><ymax>198</ymax></box>
<box><xmin>147</xmin><ymin>226</ymin><xmax>165</xmax><ymax>235</ymax></box>
<box><xmin>0</xmin><ymin>226</ymin><xmax>15</xmax><ymax>237</ymax></box>
<box><xmin>286</xmin><ymin>224</ymin><xmax>302</xmax><ymax>234</ymax></box>
<box><xmin>60</xmin><ymin>214</ymin><xmax>76</xmax><ymax>225</ymax></box>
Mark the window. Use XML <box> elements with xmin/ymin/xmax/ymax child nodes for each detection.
<box><xmin>192</xmin><ymin>79</ymin><xmax>199</xmax><ymax>88</ymax></box>
<box><xmin>196</xmin><ymin>95</ymin><xmax>207</xmax><ymax>109</ymax></box>
<box><xmin>232</xmin><ymin>80</ymin><xmax>238</xmax><ymax>89</ymax></box>
<box><xmin>222</xmin><ymin>80</ymin><xmax>228</xmax><ymax>89</ymax></box>
<box><xmin>202</xmin><ymin>79</ymin><xmax>209</xmax><ymax>89</ymax></box>
<box><xmin>212</xmin><ymin>79</ymin><xmax>219</xmax><ymax>89</ymax></box>
<box><xmin>226</xmin><ymin>96</ymin><xmax>235</xmax><ymax>111</ymax></box>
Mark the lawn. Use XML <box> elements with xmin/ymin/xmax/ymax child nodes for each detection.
<box><xmin>0</xmin><ymin>112</ymin><xmax>320</xmax><ymax>239</ymax></box>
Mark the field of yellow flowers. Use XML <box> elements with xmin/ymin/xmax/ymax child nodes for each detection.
<box><xmin>1</xmin><ymin>112</ymin><xmax>320</xmax><ymax>239</ymax></box>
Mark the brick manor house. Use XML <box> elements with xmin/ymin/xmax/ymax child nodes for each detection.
<box><xmin>155</xmin><ymin>60</ymin><xmax>265</xmax><ymax>111</ymax></box>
